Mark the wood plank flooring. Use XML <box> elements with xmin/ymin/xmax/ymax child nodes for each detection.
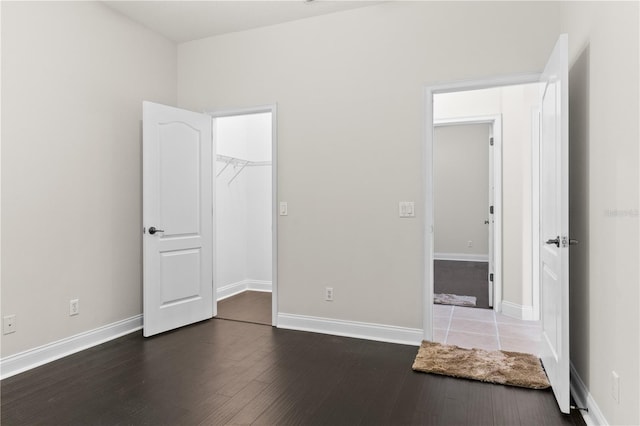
<box><xmin>1</xmin><ymin>319</ymin><xmax>585</xmax><ymax>425</ymax></box>
<box><xmin>434</xmin><ymin>260</ymin><xmax>490</xmax><ymax>309</ymax></box>
<box><xmin>217</xmin><ymin>291</ymin><xmax>272</xmax><ymax>325</ymax></box>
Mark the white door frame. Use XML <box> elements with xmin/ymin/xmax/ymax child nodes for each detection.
<box><xmin>531</xmin><ymin>106</ymin><xmax>542</xmax><ymax>321</ymax></box>
<box><xmin>205</xmin><ymin>104</ymin><xmax>279</xmax><ymax>327</ymax></box>
<box><xmin>433</xmin><ymin>115</ymin><xmax>502</xmax><ymax>310</ymax></box>
<box><xmin>423</xmin><ymin>74</ymin><xmax>540</xmax><ymax>341</ymax></box>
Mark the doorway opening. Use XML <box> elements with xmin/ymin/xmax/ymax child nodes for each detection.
<box><xmin>433</xmin><ymin>118</ymin><xmax>499</xmax><ymax>312</ymax></box>
<box><xmin>425</xmin><ymin>80</ymin><xmax>544</xmax><ymax>354</ymax></box>
<box><xmin>209</xmin><ymin>106</ymin><xmax>278</xmax><ymax>326</ymax></box>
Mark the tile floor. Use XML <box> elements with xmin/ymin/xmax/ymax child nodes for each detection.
<box><xmin>432</xmin><ymin>303</ymin><xmax>542</xmax><ymax>355</ymax></box>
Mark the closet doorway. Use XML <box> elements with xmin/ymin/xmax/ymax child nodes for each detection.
<box><xmin>210</xmin><ymin>107</ymin><xmax>277</xmax><ymax>326</ymax></box>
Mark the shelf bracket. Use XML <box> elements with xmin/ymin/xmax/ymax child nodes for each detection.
<box><xmin>228</xmin><ymin>160</ymin><xmax>250</xmax><ymax>185</ymax></box>
<box><xmin>216</xmin><ymin>157</ymin><xmax>234</xmax><ymax>177</ymax></box>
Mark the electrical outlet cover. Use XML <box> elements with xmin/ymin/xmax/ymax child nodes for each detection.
<box><xmin>3</xmin><ymin>315</ymin><xmax>16</xmax><ymax>334</ymax></box>
<box><xmin>70</xmin><ymin>299</ymin><xmax>80</xmax><ymax>316</ymax></box>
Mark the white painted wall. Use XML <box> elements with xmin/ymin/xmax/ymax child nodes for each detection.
<box><xmin>216</xmin><ymin>113</ymin><xmax>272</xmax><ymax>292</ymax></box>
<box><xmin>434</xmin><ymin>124</ymin><xmax>490</xmax><ymax>258</ymax></box>
<box><xmin>178</xmin><ymin>1</ymin><xmax>561</xmax><ymax>327</ymax></box>
<box><xmin>1</xmin><ymin>2</ymin><xmax>176</xmax><ymax>357</ymax></box>
<box><xmin>434</xmin><ymin>84</ymin><xmax>541</xmax><ymax>310</ymax></box>
<box><xmin>561</xmin><ymin>2</ymin><xmax>639</xmax><ymax>424</ymax></box>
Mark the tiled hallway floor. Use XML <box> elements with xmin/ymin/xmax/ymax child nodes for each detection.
<box><xmin>432</xmin><ymin>304</ymin><xmax>542</xmax><ymax>355</ymax></box>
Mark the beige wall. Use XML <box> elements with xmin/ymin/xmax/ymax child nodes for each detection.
<box><xmin>178</xmin><ymin>1</ymin><xmax>561</xmax><ymax>327</ymax></box>
<box><xmin>434</xmin><ymin>124</ymin><xmax>490</xmax><ymax>257</ymax></box>
<box><xmin>561</xmin><ymin>2</ymin><xmax>639</xmax><ymax>424</ymax></box>
<box><xmin>0</xmin><ymin>1</ymin><xmax>177</xmax><ymax>356</ymax></box>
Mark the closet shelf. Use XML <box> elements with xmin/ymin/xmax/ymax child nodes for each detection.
<box><xmin>216</xmin><ymin>154</ymin><xmax>272</xmax><ymax>184</ymax></box>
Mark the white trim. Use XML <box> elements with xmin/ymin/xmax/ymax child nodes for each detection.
<box><xmin>247</xmin><ymin>280</ymin><xmax>272</xmax><ymax>292</ymax></box>
<box><xmin>216</xmin><ymin>280</ymin><xmax>273</xmax><ymax>301</ymax></box>
<box><xmin>531</xmin><ymin>106</ymin><xmax>542</xmax><ymax>321</ymax></box>
<box><xmin>0</xmin><ymin>315</ymin><xmax>142</xmax><ymax>380</ymax></box>
<box><xmin>423</xmin><ymin>74</ymin><xmax>541</xmax><ymax>343</ymax></box>
<box><xmin>570</xmin><ymin>362</ymin><xmax>609</xmax><ymax>426</ymax></box>
<box><xmin>206</xmin><ymin>104</ymin><xmax>278</xmax><ymax>327</ymax></box>
<box><xmin>434</xmin><ymin>253</ymin><xmax>489</xmax><ymax>262</ymax></box>
<box><xmin>427</xmin><ymin>73</ymin><xmax>542</xmax><ymax>95</ymax></box>
<box><xmin>277</xmin><ymin>313</ymin><xmax>422</xmax><ymax>346</ymax></box>
<box><xmin>500</xmin><ymin>301</ymin><xmax>535</xmax><ymax>321</ymax></box>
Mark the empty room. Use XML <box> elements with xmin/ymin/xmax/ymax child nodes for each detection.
<box><xmin>1</xmin><ymin>1</ymin><xmax>638</xmax><ymax>425</ymax></box>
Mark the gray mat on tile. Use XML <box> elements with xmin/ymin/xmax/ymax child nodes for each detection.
<box><xmin>434</xmin><ymin>293</ymin><xmax>476</xmax><ymax>307</ymax></box>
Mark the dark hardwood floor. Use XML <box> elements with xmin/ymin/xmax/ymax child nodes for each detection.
<box><xmin>435</xmin><ymin>260</ymin><xmax>490</xmax><ymax>309</ymax></box>
<box><xmin>217</xmin><ymin>291</ymin><xmax>272</xmax><ymax>326</ymax></box>
<box><xmin>1</xmin><ymin>319</ymin><xmax>585</xmax><ymax>425</ymax></box>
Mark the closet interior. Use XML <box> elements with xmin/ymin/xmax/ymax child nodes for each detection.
<box><xmin>215</xmin><ymin>112</ymin><xmax>272</xmax><ymax>325</ymax></box>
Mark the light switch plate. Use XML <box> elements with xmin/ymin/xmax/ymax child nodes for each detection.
<box><xmin>399</xmin><ymin>201</ymin><xmax>415</xmax><ymax>218</ymax></box>
<box><xmin>279</xmin><ymin>202</ymin><xmax>288</xmax><ymax>216</ymax></box>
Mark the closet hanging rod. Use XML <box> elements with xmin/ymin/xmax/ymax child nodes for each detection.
<box><xmin>216</xmin><ymin>154</ymin><xmax>271</xmax><ymax>166</ymax></box>
<box><xmin>216</xmin><ymin>154</ymin><xmax>272</xmax><ymax>184</ymax></box>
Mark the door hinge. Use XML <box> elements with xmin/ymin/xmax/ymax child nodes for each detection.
<box><xmin>490</xmin><ymin>137</ymin><xmax>494</xmax><ymax>146</ymax></box>
<box><xmin>489</xmin><ymin>273</ymin><xmax>494</xmax><ymax>282</ymax></box>
<box><xmin>489</xmin><ymin>205</ymin><xmax>494</xmax><ymax>214</ymax></box>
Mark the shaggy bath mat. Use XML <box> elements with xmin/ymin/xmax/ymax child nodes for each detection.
<box><xmin>434</xmin><ymin>293</ymin><xmax>476</xmax><ymax>307</ymax></box>
<box><xmin>412</xmin><ymin>341</ymin><xmax>550</xmax><ymax>389</ymax></box>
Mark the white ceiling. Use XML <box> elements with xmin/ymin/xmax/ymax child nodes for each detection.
<box><xmin>103</xmin><ymin>1</ymin><xmax>382</xmax><ymax>43</ymax></box>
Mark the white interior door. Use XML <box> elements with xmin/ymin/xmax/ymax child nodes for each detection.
<box><xmin>143</xmin><ymin>101</ymin><xmax>214</xmax><ymax>337</ymax></box>
<box><xmin>539</xmin><ymin>34</ymin><xmax>570</xmax><ymax>414</ymax></box>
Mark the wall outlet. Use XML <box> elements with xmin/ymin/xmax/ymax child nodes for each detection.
<box><xmin>325</xmin><ymin>287</ymin><xmax>334</xmax><ymax>301</ymax></box>
<box><xmin>70</xmin><ymin>299</ymin><xmax>80</xmax><ymax>316</ymax></box>
<box><xmin>611</xmin><ymin>371</ymin><xmax>620</xmax><ymax>403</ymax></box>
<box><xmin>467</xmin><ymin>240</ymin><xmax>473</xmax><ymax>248</ymax></box>
<box><xmin>3</xmin><ymin>315</ymin><xmax>16</xmax><ymax>335</ymax></box>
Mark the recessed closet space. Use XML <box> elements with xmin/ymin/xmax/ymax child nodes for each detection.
<box><xmin>215</xmin><ymin>112</ymin><xmax>273</xmax><ymax>325</ymax></box>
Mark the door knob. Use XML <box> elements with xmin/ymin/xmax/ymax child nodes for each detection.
<box><xmin>148</xmin><ymin>226</ymin><xmax>165</xmax><ymax>235</ymax></box>
<box><xmin>545</xmin><ymin>236</ymin><xmax>560</xmax><ymax>247</ymax></box>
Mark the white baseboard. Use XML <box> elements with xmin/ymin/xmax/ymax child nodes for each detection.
<box><xmin>277</xmin><ymin>313</ymin><xmax>422</xmax><ymax>346</ymax></box>
<box><xmin>247</xmin><ymin>280</ymin><xmax>272</xmax><ymax>292</ymax></box>
<box><xmin>570</xmin><ymin>362</ymin><xmax>609</xmax><ymax>426</ymax></box>
<box><xmin>434</xmin><ymin>252</ymin><xmax>489</xmax><ymax>262</ymax></box>
<box><xmin>501</xmin><ymin>301</ymin><xmax>535</xmax><ymax>321</ymax></box>
<box><xmin>0</xmin><ymin>315</ymin><xmax>142</xmax><ymax>380</ymax></box>
<box><xmin>217</xmin><ymin>280</ymin><xmax>272</xmax><ymax>301</ymax></box>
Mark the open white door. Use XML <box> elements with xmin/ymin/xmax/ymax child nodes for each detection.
<box><xmin>143</xmin><ymin>101</ymin><xmax>214</xmax><ymax>337</ymax></box>
<box><xmin>539</xmin><ymin>34</ymin><xmax>570</xmax><ymax>414</ymax></box>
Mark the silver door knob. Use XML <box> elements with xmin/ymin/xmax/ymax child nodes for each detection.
<box><xmin>148</xmin><ymin>226</ymin><xmax>165</xmax><ymax>235</ymax></box>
